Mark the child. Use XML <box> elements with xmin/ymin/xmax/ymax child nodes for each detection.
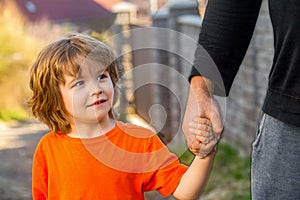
<box><xmin>29</xmin><ymin>33</ymin><xmax>217</xmax><ymax>200</ymax></box>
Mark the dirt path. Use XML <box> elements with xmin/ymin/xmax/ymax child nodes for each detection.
<box><xmin>0</xmin><ymin>120</ymin><xmax>48</xmax><ymax>200</ymax></box>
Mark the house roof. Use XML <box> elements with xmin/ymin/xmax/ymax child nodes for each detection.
<box><xmin>14</xmin><ymin>0</ymin><xmax>115</xmax><ymax>31</ymax></box>
<box><xmin>93</xmin><ymin>0</ymin><xmax>122</xmax><ymax>11</ymax></box>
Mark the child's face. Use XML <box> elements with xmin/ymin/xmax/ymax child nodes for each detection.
<box><xmin>59</xmin><ymin>64</ymin><xmax>114</xmax><ymax>126</ymax></box>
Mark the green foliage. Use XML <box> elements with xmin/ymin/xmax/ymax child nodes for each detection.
<box><xmin>178</xmin><ymin>148</ymin><xmax>195</xmax><ymax>165</ymax></box>
<box><xmin>204</xmin><ymin>142</ymin><xmax>251</xmax><ymax>199</ymax></box>
<box><xmin>0</xmin><ymin>1</ymin><xmax>64</xmax><ymax>121</ymax></box>
<box><xmin>178</xmin><ymin>142</ymin><xmax>251</xmax><ymax>200</ymax></box>
<box><xmin>0</xmin><ymin>108</ymin><xmax>29</xmax><ymax>121</ymax></box>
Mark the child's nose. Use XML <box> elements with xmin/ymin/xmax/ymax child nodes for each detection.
<box><xmin>91</xmin><ymin>82</ymin><xmax>103</xmax><ymax>96</ymax></box>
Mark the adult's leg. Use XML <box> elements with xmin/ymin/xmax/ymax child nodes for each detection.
<box><xmin>251</xmin><ymin>113</ymin><xmax>300</xmax><ymax>200</ymax></box>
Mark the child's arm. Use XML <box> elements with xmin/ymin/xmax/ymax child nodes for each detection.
<box><xmin>173</xmin><ymin>153</ymin><xmax>214</xmax><ymax>199</ymax></box>
<box><xmin>173</xmin><ymin>117</ymin><xmax>217</xmax><ymax>199</ymax></box>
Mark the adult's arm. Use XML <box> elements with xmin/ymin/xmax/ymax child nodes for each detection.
<box><xmin>192</xmin><ymin>0</ymin><xmax>263</xmax><ymax>94</ymax></box>
<box><xmin>183</xmin><ymin>76</ymin><xmax>222</xmax><ymax>156</ymax></box>
<box><xmin>183</xmin><ymin>0</ymin><xmax>263</xmax><ymax>156</ymax></box>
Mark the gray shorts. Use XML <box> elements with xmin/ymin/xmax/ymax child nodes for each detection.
<box><xmin>251</xmin><ymin>113</ymin><xmax>300</xmax><ymax>200</ymax></box>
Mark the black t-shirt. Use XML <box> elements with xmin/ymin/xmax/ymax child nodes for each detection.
<box><xmin>191</xmin><ymin>0</ymin><xmax>300</xmax><ymax>127</ymax></box>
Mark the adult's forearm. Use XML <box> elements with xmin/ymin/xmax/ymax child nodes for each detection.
<box><xmin>190</xmin><ymin>76</ymin><xmax>215</xmax><ymax>96</ymax></box>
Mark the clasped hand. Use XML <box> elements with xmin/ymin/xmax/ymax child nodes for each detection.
<box><xmin>187</xmin><ymin>117</ymin><xmax>218</xmax><ymax>158</ymax></box>
<box><xmin>182</xmin><ymin>76</ymin><xmax>223</xmax><ymax>158</ymax></box>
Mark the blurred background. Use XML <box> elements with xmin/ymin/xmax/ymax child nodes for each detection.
<box><xmin>0</xmin><ymin>0</ymin><xmax>274</xmax><ymax>199</ymax></box>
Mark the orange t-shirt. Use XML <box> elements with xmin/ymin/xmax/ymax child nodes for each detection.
<box><xmin>32</xmin><ymin>121</ymin><xmax>188</xmax><ymax>200</ymax></box>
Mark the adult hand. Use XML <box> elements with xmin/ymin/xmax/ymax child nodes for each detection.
<box><xmin>188</xmin><ymin>117</ymin><xmax>218</xmax><ymax>158</ymax></box>
<box><xmin>182</xmin><ymin>76</ymin><xmax>223</xmax><ymax>157</ymax></box>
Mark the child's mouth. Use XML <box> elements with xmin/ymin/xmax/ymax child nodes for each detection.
<box><xmin>94</xmin><ymin>99</ymin><xmax>107</xmax><ymax>105</ymax></box>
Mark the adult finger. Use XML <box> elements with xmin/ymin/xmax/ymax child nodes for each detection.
<box><xmin>195</xmin><ymin>134</ymin><xmax>215</xmax><ymax>145</ymax></box>
<box><xmin>189</xmin><ymin>127</ymin><xmax>210</xmax><ymax>137</ymax></box>
<box><xmin>197</xmin><ymin>139</ymin><xmax>217</xmax><ymax>158</ymax></box>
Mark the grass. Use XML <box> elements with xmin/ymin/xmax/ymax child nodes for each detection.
<box><xmin>179</xmin><ymin>142</ymin><xmax>251</xmax><ymax>200</ymax></box>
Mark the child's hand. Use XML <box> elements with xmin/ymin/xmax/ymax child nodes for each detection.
<box><xmin>188</xmin><ymin>117</ymin><xmax>219</xmax><ymax>158</ymax></box>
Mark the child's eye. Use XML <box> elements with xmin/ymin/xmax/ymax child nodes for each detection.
<box><xmin>97</xmin><ymin>73</ymin><xmax>108</xmax><ymax>81</ymax></box>
<box><xmin>73</xmin><ymin>81</ymin><xmax>84</xmax><ymax>87</ymax></box>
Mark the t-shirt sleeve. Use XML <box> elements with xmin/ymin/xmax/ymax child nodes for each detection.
<box><xmin>191</xmin><ymin>0</ymin><xmax>262</xmax><ymax>96</ymax></box>
<box><xmin>142</xmin><ymin>135</ymin><xmax>188</xmax><ymax>196</ymax></box>
<box><xmin>32</xmin><ymin>139</ymin><xmax>48</xmax><ymax>200</ymax></box>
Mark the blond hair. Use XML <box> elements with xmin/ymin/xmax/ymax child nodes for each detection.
<box><xmin>28</xmin><ymin>33</ymin><xmax>119</xmax><ymax>133</ymax></box>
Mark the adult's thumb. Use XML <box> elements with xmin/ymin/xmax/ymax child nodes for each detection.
<box><xmin>210</xmin><ymin>107</ymin><xmax>224</xmax><ymax>139</ymax></box>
